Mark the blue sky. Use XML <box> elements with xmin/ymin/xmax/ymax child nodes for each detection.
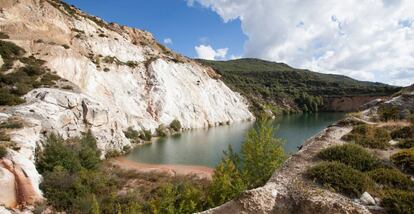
<box><xmin>64</xmin><ymin>0</ymin><xmax>245</xmax><ymax>59</ymax></box>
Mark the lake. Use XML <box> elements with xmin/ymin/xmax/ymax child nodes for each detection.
<box><xmin>125</xmin><ymin>113</ymin><xmax>345</xmax><ymax>168</ymax></box>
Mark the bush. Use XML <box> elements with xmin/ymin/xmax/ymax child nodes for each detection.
<box><xmin>208</xmin><ymin>158</ymin><xmax>246</xmax><ymax>207</ymax></box>
<box><xmin>391</xmin><ymin>149</ymin><xmax>414</xmax><ymax>174</ymax></box>
<box><xmin>124</xmin><ymin>127</ymin><xmax>141</xmax><ymax>143</ymax></box>
<box><xmin>367</xmin><ymin>168</ymin><xmax>414</xmax><ymax>190</ymax></box>
<box><xmin>156</xmin><ymin>125</ymin><xmax>168</xmax><ymax>137</ymax></box>
<box><xmin>343</xmin><ymin>124</ymin><xmax>391</xmax><ymax>149</ymax></box>
<box><xmin>0</xmin><ymin>118</ymin><xmax>24</xmax><ymax>129</ymax></box>
<box><xmin>382</xmin><ymin>190</ymin><xmax>414</xmax><ymax>214</ymax></box>
<box><xmin>0</xmin><ymin>88</ymin><xmax>25</xmax><ymax>106</ymax></box>
<box><xmin>140</xmin><ymin>129</ymin><xmax>152</xmax><ymax>141</ymax></box>
<box><xmin>307</xmin><ymin>162</ymin><xmax>374</xmax><ymax>198</ymax></box>
<box><xmin>0</xmin><ymin>145</ymin><xmax>7</xmax><ymax>158</ymax></box>
<box><xmin>398</xmin><ymin>139</ymin><xmax>414</xmax><ymax>149</ymax></box>
<box><xmin>170</xmin><ymin>119</ymin><xmax>182</xmax><ymax>132</ymax></box>
<box><xmin>391</xmin><ymin>127</ymin><xmax>414</xmax><ymax>140</ymax></box>
<box><xmin>378</xmin><ymin>106</ymin><xmax>400</xmax><ymax>121</ymax></box>
<box><xmin>105</xmin><ymin>150</ymin><xmax>122</xmax><ymax>158</ymax></box>
<box><xmin>36</xmin><ymin>134</ymin><xmax>81</xmax><ymax>173</ymax></box>
<box><xmin>317</xmin><ymin>144</ymin><xmax>383</xmax><ymax>171</ymax></box>
<box><xmin>0</xmin><ymin>130</ymin><xmax>10</xmax><ymax>141</ymax></box>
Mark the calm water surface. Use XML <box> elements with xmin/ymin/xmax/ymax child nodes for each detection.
<box><xmin>126</xmin><ymin>113</ymin><xmax>345</xmax><ymax>167</ymax></box>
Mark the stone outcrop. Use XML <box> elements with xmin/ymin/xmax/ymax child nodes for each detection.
<box><xmin>0</xmin><ymin>0</ymin><xmax>254</xmax><ymax>209</ymax></box>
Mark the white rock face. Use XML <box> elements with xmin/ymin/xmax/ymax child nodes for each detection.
<box><xmin>0</xmin><ymin>0</ymin><xmax>254</xmax><ymax>209</ymax></box>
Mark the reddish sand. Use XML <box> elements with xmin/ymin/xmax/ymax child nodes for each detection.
<box><xmin>112</xmin><ymin>158</ymin><xmax>214</xmax><ymax>180</ymax></box>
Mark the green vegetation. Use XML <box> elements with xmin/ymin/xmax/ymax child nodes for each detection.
<box><xmin>0</xmin><ymin>118</ymin><xmax>24</xmax><ymax>129</ymax></box>
<box><xmin>391</xmin><ymin>149</ymin><xmax>414</xmax><ymax>174</ymax></box>
<box><xmin>37</xmin><ymin>119</ymin><xmax>286</xmax><ymax>213</ymax></box>
<box><xmin>382</xmin><ymin>190</ymin><xmax>414</xmax><ymax>214</ymax></box>
<box><xmin>317</xmin><ymin>144</ymin><xmax>383</xmax><ymax>171</ymax></box>
<box><xmin>0</xmin><ymin>145</ymin><xmax>7</xmax><ymax>158</ymax></box>
<box><xmin>307</xmin><ymin>161</ymin><xmax>374</xmax><ymax>197</ymax></box>
<box><xmin>156</xmin><ymin>125</ymin><xmax>168</xmax><ymax>137</ymax></box>
<box><xmin>170</xmin><ymin>119</ymin><xmax>182</xmax><ymax>132</ymax></box>
<box><xmin>367</xmin><ymin>168</ymin><xmax>414</xmax><ymax>191</ymax></box>
<box><xmin>197</xmin><ymin>58</ymin><xmax>400</xmax><ymax>115</ymax></box>
<box><xmin>140</xmin><ymin>129</ymin><xmax>152</xmax><ymax>141</ymax></box>
<box><xmin>0</xmin><ymin>130</ymin><xmax>10</xmax><ymax>141</ymax></box>
<box><xmin>0</xmin><ymin>40</ymin><xmax>62</xmax><ymax>105</ymax></box>
<box><xmin>378</xmin><ymin>106</ymin><xmax>400</xmax><ymax>121</ymax></box>
<box><xmin>391</xmin><ymin>126</ymin><xmax>414</xmax><ymax>140</ymax></box>
<box><xmin>342</xmin><ymin>124</ymin><xmax>391</xmax><ymax>149</ymax></box>
<box><xmin>398</xmin><ymin>139</ymin><xmax>414</xmax><ymax>149</ymax></box>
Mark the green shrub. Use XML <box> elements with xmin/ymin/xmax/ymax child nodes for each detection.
<box><xmin>62</xmin><ymin>44</ymin><xmax>70</xmax><ymax>49</ymax></box>
<box><xmin>0</xmin><ymin>145</ymin><xmax>7</xmax><ymax>158</ymax></box>
<box><xmin>0</xmin><ymin>40</ymin><xmax>25</xmax><ymax>60</ymax></box>
<box><xmin>0</xmin><ymin>130</ymin><xmax>11</xmax><ymax>141</ymax></box>
<box><xmin>0</xmin><ymin>89</ymin><xmax>25</xmax><ymax>106</ymax></box>
<box><xmin>343</xmin><ymin>124</ymin><xmax>391</xmax><ymax>149</ymax></box>
<box><xmin>0</xmin><ymin>118</ymin><xmax>24</xmax><ymax>129</ymax></box>
<box><xmin>367</xmin><ymin>168</ymin><xmax>414</xmax><ymax>190</ymax></box>
<box><xmin>378</xmin><ymin>105</ymin><xmax>400</xmax><ymax>121</ymax></box>
<box><xmin>382</xmin><ymin>190</ymin><xmax>414</xmax><ymax>214</ymax></box>
<box><xmin>156</xmin><ymin>125</ymin><xmax>168</xmax><ymax>137</ymax></box>
<box><xmin>317</xmin><ymin>144</ymin><xmax>383</xmax><ymax>171</ymax></box>
<box><xmin>391</xmin><ymin>127</ymin><xmax>414</xmax><ymax>140</ymax></box>
<box><xmin>398</xmin><ymin>139</ymin><xmax>414</xmax><ymax>149</ymax></box>
<box><xmin>105</xmin><ymin>150</ymin><xmax>122</xmax><ymax>158</ymax></box>
<box><xmin>36</xmin><ymin>134</ymin><xmax>82</xmax><ymax>173</ymax></box>
<box><xmin>391</xmin><ymin>149</ymin><xmax>414</xmax><ymax>174</ymax></box>
<box><xmin>140</xmin><ymin>129</ymin><xmax>152</xmax><ymax>141</ymax></box>
<box><xmin>170</xmin><ymin>119</ymin><xmax>182</xmax><ymax>132</ymax></box>
<box><xmin>307</xmin><ymin>162</ymin><xmax>374</xmax><ymax>198</ymax></box>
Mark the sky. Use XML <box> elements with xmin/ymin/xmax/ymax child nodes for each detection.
<box><xmin>65</xmin><ymin>0</ymin><xmax>414</xmax><ymax>86</ymax></box>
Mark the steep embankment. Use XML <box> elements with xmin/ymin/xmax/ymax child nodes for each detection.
<box><xmin>0</xmin><ymin>0</ymin><xmax>253</xmax><ymax>209</ymax></box>
<box><xmin>198</xmin><ymin>58</ymin><xmax>401</xmax><ymax>115</ymax></box>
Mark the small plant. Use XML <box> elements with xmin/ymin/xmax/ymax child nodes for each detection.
<box><xmin>391</xmin><ymin>148</ymin><xmax>414</xmax><ymax>174</ymax></box>
<box><xmin>0</xmin><ymin>145</ymin><xmax>7</xmax><ymax>158</ymax></box>
<box><xmin>343</xmin><ymin>124</ymin><xmax>391</xmax><ymax>149</ymax></box>
<box><xmin>169</xmin><ymin>120</ymin><xmax>182</xmax><ymax>132</ymax></box>
<box><xmin>105</xmin><ymin>150</ymin><xmax>122</xmax><ymax>158</ymax></box>
<box><xmin>391</xmin><ymin>126</ymin><xmax>414</xmax><ymax>140</ymax></box>
<box><xmin>0</xmin><ymin>130</ymin><xmax>11</xmax><ymax>141</ymax></box>
<box><xmin>367</xmin><ymin>168</ymin><xmax>414</xmax><ymax>190</ymax></box>
<box><xmin>0</xmin><ymin>118</ymin><xmax>24</xmax><ymax>129</ymax></box>
<box><xmin>381</xmin><ymin>189</ymin><xmax>414</xmax><ymax>214</ymax></box>
<box><xmin>398</xmin><ymin>139</ymin><xmax>414</xmax><ymax>149</ymax></box>
<box><xmin>140</xmin><ymin>129</ymin><xmax>152</xmax><ymax>141</ymax></box>
<box><xmin>378</xmin><ymin>105</ymin><xmax>400</xmax><ymax>121</ymax></box>
<box><xmin>62</xmin><ymin>44</ymin><xmax>70</xmax><ymax>49</ymax></box>
<box><xmin>156</xmin><ymin>125</ymin><xmax>167</xmax><ymax>137</ymax></box>
<box><xmin>307</xmin><ymin>161</ymin><xmax>374</xmax><ymax>198</ymax></box>
<box><xmin>317</xmin><ymin>144</ymin><xmax>383</xmax><ymax>171</ymax></box>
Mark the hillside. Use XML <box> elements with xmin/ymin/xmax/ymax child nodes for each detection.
<box><xmin>198</xmin><ymin>58</ymin><xmax>401</xmax><ymax>115</ymax></box>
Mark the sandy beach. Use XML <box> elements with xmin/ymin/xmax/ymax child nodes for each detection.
<box><xmin>111</xmin><ymin>158</ymin><xmax>215</xmax><ymax>180</ymax></box>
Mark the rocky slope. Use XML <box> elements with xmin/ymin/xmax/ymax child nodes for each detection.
<box><xmin>0</xmin><ymin>0</ymin><xmax>253</xmax><ymax>209</ymax></box>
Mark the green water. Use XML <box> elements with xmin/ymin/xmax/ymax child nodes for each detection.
<box><xmin>126</xmin><ymin>113</ymin><xmax>345</xmax><ymax>167</ymax></box>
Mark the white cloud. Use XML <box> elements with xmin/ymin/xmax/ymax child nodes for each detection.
<box><xmin>188</xmin><ymin>0</ymin><xmax>414</xmax><ymax>86</ymax></box>
<box><xmin>195</xmin><ymin>44</ymin><xmax>228</xmax><ymax>60</ymax></box>
<box><xmin>163</xmin><ymin>38</ymin><xmax>173</xmax><ymax>45</ymax></box>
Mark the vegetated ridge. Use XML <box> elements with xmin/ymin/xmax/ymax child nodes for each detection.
<box><xmin>198</xmin><ymin>58</ymin><xmax>401</xmax><ymax>115</ymax></box>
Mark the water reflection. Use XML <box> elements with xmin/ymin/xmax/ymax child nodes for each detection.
<box><xmin>126</xmin><ymin>113</ymin><xmax>344</xmax><ymax>167</ymax></box>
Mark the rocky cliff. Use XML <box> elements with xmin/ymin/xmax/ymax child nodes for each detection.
<box><xmin>0</xmin><ymin>0</ymin><xmax>253</xmax><ymax>209</ymax></box>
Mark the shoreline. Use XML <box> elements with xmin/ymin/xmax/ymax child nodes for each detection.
<box><xmin>111</xmin><ymin>158</ymin><xmax>215</xmax><ymax>180</ymax></box>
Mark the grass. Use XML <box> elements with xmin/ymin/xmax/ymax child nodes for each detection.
<box><xmin>391</xmin><ymin>126</ymin><xmax>414</xmax><ymax>140</ymax></box>
<box><xmin>398</xmin><ymin>139</ymin><xmax>414</xmax><ymax>149</ymax></box>
<box><xmin>391</xmin><ymin>148</ymin><xmax>414</xmax><ymax>174</ymax></box>
<box><xmin>342</xmin><ymin>124</ymin><xmax>391</xmax><ymax>149</ymax></box>
<box><xmin>0</xmin><ymin>145</ymin><xmax>7</xmax><ymax>158</ymax></box>
<box><xmin>317</xmin><ymin>144</ymin><xmax>383</xmax><ymax>171</ymax></box>
<box><xmin>306</xmin><ymin>161</ymin><xmax>374</xmax><ymax>198</ymax></box>
<box><xmin>0</xmin><ymin>118</ymin><xmax>24</xmax><ymax>129</ymax></box>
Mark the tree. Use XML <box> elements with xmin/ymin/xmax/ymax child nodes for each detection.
<box><xmin>78</xmin><ymin>131</ymin><xmax>101</xmax><ymax>170</ymax></box>
<box><xmin>208</xmin><ymin>158</ymin><xmax>246</xmax><ymax>207</ymax></box>
<box><xmin>241</xmin><ymin>119</ymin><xmax>286</xmax><ymax>188</ymax></box>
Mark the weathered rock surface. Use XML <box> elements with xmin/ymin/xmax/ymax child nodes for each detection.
<box><xmin>0</xmin><ymin>0</ymin><xmax>253</xmax><ymax>209</ymax></box>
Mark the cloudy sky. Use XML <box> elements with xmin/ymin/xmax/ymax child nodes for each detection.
<box><xmin>66</xmin><ymin>0</ymin><xmax>414</xmax><ymax>86</ymax></box>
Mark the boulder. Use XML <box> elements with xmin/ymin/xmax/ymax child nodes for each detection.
<box><xmin>360</xmin><ymin>192</ymin><xmax>376</xmax><ymax>206</ymax></box>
